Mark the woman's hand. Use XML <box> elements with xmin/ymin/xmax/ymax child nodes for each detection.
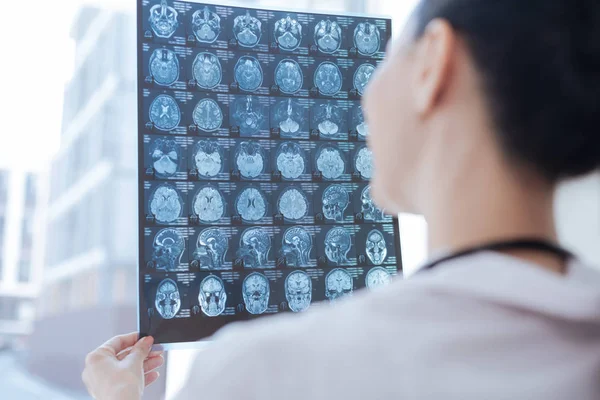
<box><xmin>82</xmin><ymin>332</ymin><xmax>164</xmax><ymax>400</ymax></box>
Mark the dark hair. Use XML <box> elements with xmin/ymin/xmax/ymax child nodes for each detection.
<box><xmin>414</xmin><ymin>0</ymin><xmax>600</xmax><ymax>182</ymax></box>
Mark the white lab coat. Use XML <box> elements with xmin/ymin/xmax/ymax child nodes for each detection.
<box><xmin>175</xmin><ymin>252</ymin><xmax>600</xmax><ymax>399</ymax></box>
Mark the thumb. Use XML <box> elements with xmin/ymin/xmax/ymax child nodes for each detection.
<box><xmin>128</xmin><ymin>336</ymin><xmax>154</xmax><ymax>364</ymax></box>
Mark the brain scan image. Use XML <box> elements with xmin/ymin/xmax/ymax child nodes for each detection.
<box><xmin>285</xmin><ymin>271</ymin><xmax>312</xmax><ymax>312</ymax></box>
<box><xmin>353</xmin><ymin>104</ymin><xmax>369</xmax><ymax>138</ymax></box>
<box><xmin>155</xmin><ymin>278</ymin><xmax>181</xmax><ymax>319</ymax></box>
<box><xmin>150</xmin><ymin>138</ymin><xmax>179</xmax><ymax>178</ymax></box>
<box><xmin>325</xmin><ymin>227</ymin><xmax>352</xmax><ymax>265</ymax></box>
<box><xmin>193</xmin><ymin>186</ymin><xmax>225</xmax><ymax>223</ymax></box>
<box><xmin>152</xmin><ymin>228</ymin><xmax>185</xmax><ymax>271</ymax></box>
<box><xmin>193</xmin><ymin>52</ymin><xmax>222</xmax><ymax>89</ymax></box>
<box><xmin>194</xmin><ymin>228</ymin><xmax>228</xmax><ymax>270</ymax></box>
<box><xmin>316</xmin><ymin>146</ymin><xmax>345</xmax><ymax>180</ymax></box>
<box><xmin>355</xmin><ymin>146</ymin><xmax>374</xmax><ymax>179</ymax></box>
<box><xmin>314</xmin><ymin>102</ymin><xmax>343</xmax><ymax>137</ymax></box>
<box><xmin>232</xmin><ymin>96</ymin><xmax>265</xmax><ymax>136</ymax></box>
<box><xmin>236</xmin><ymin>141</ymin><xmax>265</xmax><ymax>179</ymax></box>
<box><xmin>238</xmin><ymin>227</ymin><xmax>271</xmax><ymax>268</ymax></box>
<box><xmin>149</xmin><ymin>184</ymin><xmax>183</xmax><ymax>223</ymax></box>
<box><xmin>277</xmin><ymin>187</ymin><xmax>308</xmax><ymax>221</ymax></box>
<box><xmin>274</xmin><ymin>98</ymin><xmax>304</xmax><ymax>136</ymax></box>
<box><xmin>322</xmin><ymin>185</ymin><xmax>349</xmax><ymax>222</ymax></box>
<box><xmin>276</xmin><ymin>142</ymin><xmax>305</xmax><ymax>179</ymax></box>
<box><xmin>314</xmin><ymin>62</ymin><xmax>343</xmax><ymax>96</ymax></box>
<box><xmin>149</xmin><ymin>48</ymin><xmax>179</xmax><ymax>86</ymax></box>
<box><xmin>234</xmin><ymin>11</ymin><xmax>263</xmax><ymax>48</ymax></box>
<box><xmin>234</xmin><ymin>56</ymin><xmax>263</xmax><ymax>92</ymax></box>
<box><xmin>281</xmin><ymin>226</ymin><xmax>312</xmax><ymax>267</ymax></box>
<box><xmin>192</xmin><ymin>6</ymin><xmax>221</xmax><ymax>43</ymax></box>
<box><xmin>274</xmin><ymin>15</ymin><xmax>302</xmax><ymax>51</ymax></box>
<box><xmin>149</xmin><ymin>94</ymin><xmax>181</xmax><ymax>131</ymax></box>
<box><xmin>194</xmin><ymin>140</ymin><xmax>223</xmax><ymax>178</ymax></box>
<box><xmin>366</xmin><ymin>229</ymin><xmax>388</xmax><ymax>265</ymax></box>
<box><xmin>236</xmin><ymin>187</ymin><xmax>267</xmax><ymax>222</ymax></box>
<box><xmin>199</xmin><ymin>275</ymin><xmax>227</xmax><ymax>317</ymax></box>
<box><xmin>366</xmin><ymin>267</ymin><xmax>392</xmax><ymax>289</ymax></box>
<box><xmin>325</xmin><ymin>268</ymin><xmax>353</xmax><ymax>302</ymax></box>
<box><xmin>361</xmin><ymin>185</ymin><xmax>386</xmax><ymax>222</ymax></box>
<box><xmin>354</xmin><ymin>22</ymin><xmax>381</xmax><ymax>56</ymax></box>
<box><xmin>193</xmin><ymin>98</ymin><xmax>223</xmax><ymax>132</ymax></box>
<box><xmin>275</xmin><ymin>59</ymin><xmax>303</xmax><ymax>94</ymax></box>
<box><xmin>314</xmin><ymin>19</ymin><xmax>342</xmax><ymax>54</ymax></box>
<box><xmin>354</xmin><ymin>63</ymin><xmax>375</xmax><ymax>95</ymax></box>
<box><xmin>149</xmin><ymin>0</ymin><xmax>179</xmax><ymax>39</ymax></box>
<box><xmin>243</xmin><ymin>272</ymin><xmax>270</xmax><ymax>315</ymax></box>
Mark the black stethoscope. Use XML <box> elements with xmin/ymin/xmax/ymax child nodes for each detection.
<box><xmin>419</xmin><ymin>239</ymin><xmax>574</xmax><ymax>273</ymax></box>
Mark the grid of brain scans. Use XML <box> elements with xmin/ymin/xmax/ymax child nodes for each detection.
<box><xmin>138</xmin><ymin>0</ymin><xmax>399</xmax><ymax>345</ymax></box>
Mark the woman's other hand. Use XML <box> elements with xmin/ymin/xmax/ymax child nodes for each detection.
<box><xmin>82</xmin><ymin>332</ymin><xmax>164</xmax><ymax>400</ymax></box>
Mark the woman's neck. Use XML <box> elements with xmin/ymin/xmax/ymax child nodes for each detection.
<box><xmin>423</xmin><ymin>156</ymin><xmax>563</xmax><ymax>274</ymax></box>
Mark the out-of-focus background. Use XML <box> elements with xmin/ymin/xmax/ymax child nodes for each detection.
<box><xmin>0</xmin><ymin>0</ymin><xmax>598</xmax><ymax>398</ymax></box>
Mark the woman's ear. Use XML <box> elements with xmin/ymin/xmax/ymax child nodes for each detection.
<box><xmin>411</xmin><ymin>19</ymin><xmax>456</xmax><ymax>115</ymax></box>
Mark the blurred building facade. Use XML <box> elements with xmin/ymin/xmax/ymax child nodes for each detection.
<box><xmin>27</xmin><ymin>6</ymin><xmax>165</xmax><ymax>397</ymax></box>
<box><xmin>0</xmin><ymin>170</ymin><xmax>40</xmax><ymax>343</ymax></box>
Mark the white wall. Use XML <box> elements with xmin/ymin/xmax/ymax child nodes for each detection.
<box><xmin>555</xmin><ymin>173</ymin><xmax>600</xmax><ymax>267</ymax></box>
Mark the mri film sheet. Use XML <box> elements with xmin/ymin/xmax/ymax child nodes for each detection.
<box><xmin>138</xmin><ymin>1</ymin><xmax>397</xmax><ymax>346</ymax></box>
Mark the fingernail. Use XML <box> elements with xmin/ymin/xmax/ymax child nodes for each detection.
<box><xmin>144</xmin><ymin>336</ymin><xmax>155</xmax><ymax>348</ymax></box>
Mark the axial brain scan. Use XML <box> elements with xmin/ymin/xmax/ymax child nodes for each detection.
<box><xmin>152</xmin><ymin>228</ymin><xmax>185</xmax><ymax>271</ymax></box>
<box><xmin>233</xmin><ymin>96</ymin><xmax>265</xmax><ymax>136</ymax></box>
<box><xmin>192</xmin><ymin>6</ymin><xmax>221</xmax><ymax>43</ymax></box>
<box><xmin>243</xmin><ymin>272</ymin><xmax>270</xmax><ymax>314</ymax></box>
<box><xmin>276</xmin><ymin>142</ymin><xmax>305</xmax><ymax>179</ymax></box>
<box><xmin>234</xmin><ymin>11</ymin><xmax>262</xmax><ymax>47</ymax></box>
<box><xmin>355</xmin><ymin>147</ymin><xmax>373</xmax><ymax>179</ymax></box>
<box><xmin>236</xmin><ymin>187</ymin><xmax>267</xmax><ymax>222</ymax></box>
<box><xmin>325</xmin><ymin>268</ymin><xmax>353</xmax><ymax>301</ymax></box>
<box><xmin>238</xmin><ymin>227</ymin><xmax>271</xmax><ymax>268</ymax></box>
<box><xmin>150</xmin><ymin>138</ymin><xmax>179</xmax><ymax>178</ymax></box>
<box><xmin>285</xmin><ymin>271</ymin><xmax>312</xmax><ymax>312</ymax></box>
<box><xmin>275</xmin><ymin>59</ymin><xmax>303</xmax><ymax>94</ymax></box>
<box><xmin>155</xmin><ymin>278</ymin><xmax>181</xmax><ymax>319</ymax></box>
<box><xmin>316</xmin><ymin>146</ymin><xmax>345</xmax><ymax>180</ymax></box>
<box><xmin>314</xmin><ymin>62</ymin><xmax>343</xmax><ymax>96</ymax></box>
<box><xmin>354</xmin><ymin>63</ymin><xmax>375</xmax><ymax>95</ymax></box>
<box><xmin>278</xmin><ymin>187</ymin><xmax>308</xmax><ymax>221</ymax></box>
<box><xmin>361</xmin><ymin>185</ymin><xmax>386</xmax><ymax>222</ymax></box>
<box><xmin>274</xmin><ymin>98</ymin><xmax>304</xmax><ymax>136</ymax></box>
<box><xmin>193</xmin><ymin>98</ymin><xmax>223</xmax><ymax>132</ymax></box>
<box><xmin>150</xmin><ymin>184</ymin><xmax>183</xmax><ymax>223</ymax></box>
<box><xmin>322</xmin><ymin>184</ymin><xmax>349</xmax><ymax>222</ymax></box>
<box><xmin>149</xmin><ymin>94</ymin><xmax>181</xmax><ymax>131</ymax></box>
<box><xmin>366</xmin><ymin>229</ymin><xmax>387</xmax><ymax>265</ymax></box>
<box><xmin>353</xmin><ymin>104</ymin><xmax>369</xmax><ymax>138</ymax></box>
<box><xmin>236</xmin><ymin>141</ymin><xmax>265</xmax><ymax>179</ymax></box>
<box><xmin>149</xmin><ymin>48</ymin><xmax>179</xmax><ymax>86</ymax></box>
<box><xmin>274</xmin><ymin>15</ymin><xmax>302</xmax><ymax>51</ymax></box>
<box><xmin>193</xmin><ymin>186</ymin><xmax>225</xmax><ymax>223</ymax></box>
<box><xmin>366</xmin><ymin>267</ymin><xmax>392</xmax><ymax>289</ymax></box>
<box><xmin>194</xmin><ymin>139</ymin><xmax>223</xmax><ymax>178</ymax></box>
<box><xmin>325</xmin><ymin>227</ymin><xmax>352</xmax><ymax>265</ymax></box>
<box><xmin>354</xmin><ymin>22</ymin><xmax>381</xmax><ymax>56</ymax></box>
<box><xmin>149</xmin><ymin>0</ymin><xmax>179</xmax><ymax>39</ymax></box>
<box><xmin>193</xmin><ymin>52</ymin><xmax>222</xmax><ymax>89</ymax></box>
<box><xmin>194</xmin><ymin>228</ymin><xmax>228</xmax><ymax>270</ymax></box>
<box><xmin>199</xmin><ymin>275</ymin><xmax>227</xmax><ymax>317</ymax></box>
<box><xmin>314</xmin><ymin>19</ymin><xmax>342</xmax><ymax>53</ymax></box>
<box><xmin>234</xmin><ymin>56</ymin><xmax>263</xmax><ymax>91</ymax></box>
<box><xmin>314</xmin><ymin>102</ymin><xmax>343</xmax><ymax>137</ymax></box>
<box><xmin>282</xmin><ymin>226</ymin><xmax>312</xmax><ymax>267</ymax></box>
